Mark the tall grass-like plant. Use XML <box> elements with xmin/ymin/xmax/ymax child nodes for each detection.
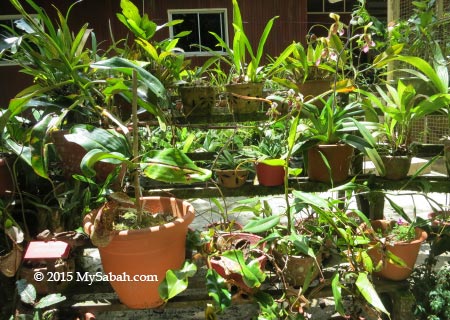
<box><xmin>209</xmin><ymin>0</ymin><xmax>290</xmax><ymax>83</ymax></box>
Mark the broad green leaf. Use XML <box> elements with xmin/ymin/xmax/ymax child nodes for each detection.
<box><xmin>16</xmin><ymin>279</ymin><xmax>36</xmax><ymax>305</ymax></box>
<box><xmin>158</xmin><ymin>261</ymin><xmax>197</xmax><ymax>301</ymax></box>
<box><xmin>142</xmin><ymin>148</ymin><xmax>212</xmax><ymax>183</ymax></box>
<box><xmin>35</xmin><ymin>293</ymin><xmax>66</xmax><ymax>309</ymax></box>
<box><xmin>356</xmin><ymin>272</ymin><xmax>390</xmax><ymax>316</ymax></box>
<box><xmin>206</xmin><ymin>269</ymin><xmax>231</xmax><ymax>312</ymax></box>
<box><xmin>242</xmin><ymin>215</ymin><xmax>280</xmax><ymax>233</ymax></box>
<box><xmin>220</xmin><ymin>250</ymin><xmax>265</xmax><ymax>289</ymax></box>
<box><xmin>385</xmin><ymin>250</ymin><xmax>408</xmax><ymax>268</ymax></box>
<box><xmin>80</xmin><ymin>149</ymin><xmax>129</xmax><ymax>178</ymax></box>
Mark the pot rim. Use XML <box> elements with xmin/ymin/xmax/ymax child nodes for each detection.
<box><xmin>83</xmin><ymin>196</ymin><xmax>195</xmax><ymax>237</ymax></box>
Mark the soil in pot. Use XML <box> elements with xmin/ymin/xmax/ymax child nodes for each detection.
<box><xmin>367</xmin><ymin>220</ymin><xmax>427</xmax><ymax>281</ymax></box>
<box><xmin>83</xmin><ymin>196</ymin><xmax>195</xmax><ymax>309</ymax></box>
<box><xmin>307</xmin><ymin>144</ymin><xmax>354</xmax><ymax>183</ymax></box>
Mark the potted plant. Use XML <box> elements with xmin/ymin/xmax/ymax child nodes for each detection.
<box><xmin>360</xmin><ymin>79</ymin><xmax>450</xmax><ymax>180</ymax></box>
<box><xmin>177</xmin><ymin>64</ymin><xmax>218</xmax><ymax>117</ymax></box>
<box><xmin>365</xmin><ymin>219</ymin><xmax>428</xmax><ymax>281</ymax></box>
<box><xmin>209</xmin><ymin>0</ymin><xmax>291</xmax><ymax>114</ymax></box>
<box><xmin>80</xmin><ymin>81</ymin><xmax>211</xmax><ymax>311</ymax></box>
<box><xmin>241</xmin><ymin>125</ymin><xmax>287</xmax><ymax>187</ymax></box>
<box><xmin>213</xmin><ymin>149</ymin><xmax>252</xmax><ymax>189</ymax></box>
<box><xmin>296</xmin><ymin>93</ymin><xmax>383</xmax><ymax>184</ymax></box>
<box><xmin>116</xmin><ymin>0</ymin><xmax>189</xmax><ymax>90</ymax></box>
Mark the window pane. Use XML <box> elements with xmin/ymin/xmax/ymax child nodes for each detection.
<box><xmin>325</xmin><ymin>0</ymin><xmax>345</xmax><ymax>12</ymax></box>
<box><xmin>308</xmin><ymin>0</ymin><xmax>323</xmax><ymax>12</ymax></box>
<box><xmin>199</xmin><ymin>13</ymin><xmax>224</xmax><ymax>52</ymax></box>
<box><xmin>172</xmin><ymin>13</ymin><xmax>199</xmax><ymax>52</ymax></box>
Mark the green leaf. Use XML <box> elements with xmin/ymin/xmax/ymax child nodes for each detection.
<box><xmin>242</xmin><ymin>215</ymin><xmax>280</xmax><ymax>233</ymax></box>
<box><xmin>356</xmin><ymin>272</ymin><xmax>390</xmax><ymax>316</ymax></box>
<box><xmin>16</xmin><ymin>279</ymin><xmax>36</xmax><ymax>305</ymax></box>
<box><xmin>30</xmin><ymin>114</ymin><xmax>59</xmax><ymax>179</ymax></box>
<box><xmin>331</xmin><ymin>273</ymin><xmax>344</xmax><ymax>315</ymax></box>
<box><xmin>219</xmin><ymin>250</ymin><xmax>266</xmax><ymax>289</ymax></box>
<box><xmin>158</xmin><ymin>261</ymin><xmax>197</xmax><ymax>301</ymax></box>
<box><xmin>34</xmin><ymin>293</ymin><xmax>66</xmax><ymax>309</ymax></box>
<box><xmin>80</xmin><ymin>149</ymin><xmax>129</xmax><ymax>178</ymax></box>
<box><xmin>142</xmin><ymin>148</ymin><xmax>212</xmax><ymax>183</ymax></box>
<box><xmin>206</xmin><ymin>269</ymin><xmax>231</xmax><ymax>312</ymax></box>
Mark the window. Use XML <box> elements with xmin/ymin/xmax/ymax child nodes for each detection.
<box><xmin>307</xmin><ymin>0</ymin><xmax>356</xmax><ymax>13</ymax></box>
<box><xmin>0</xmin><ymin>14</ymin><xmax>39</xmax><ymax>66</ymax></box>
<box><xmin>168</xmin><ymin>9</ymin><xmax>228</xmax><ymax>55</ymax></box>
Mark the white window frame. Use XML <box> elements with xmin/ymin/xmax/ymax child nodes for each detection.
<box><xmin>168</xmin><ymin>8</ymin><xmax>228</xmax><ymax>57</ymax></box>
<box><xmin>0</xmin><ymin>14</ymin><xmax>40</xmax><ymax>66</ymax></box>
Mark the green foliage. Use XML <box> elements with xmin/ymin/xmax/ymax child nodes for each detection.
<box><xmin>116</xmin><ymin>0</ymin><xmax>189</xmax><ymax>87</ymax></box>
<box><xmin>205</xmin><ymin>269</ymin><xmax>232</xmax><ymax>313</ymax></box>
<box><xmin>411</xmin><ymin>263</ymin><xmax>450</xmax><ymax>319</ymax></box>
<box><xmin>15</xmin><ymin>279</ymin><xmax>66</xmax><ymax>319</ymax></box>
<box><xmin>158</xmin><ymin>261</ymin><xmax>197</xmax><ymax>301</ymax></box>
<box><xmin>209</xmin><ymin>0</ymin><xmax>279</xmax><ymax>83</ymax></box>
<box><xmin>359</xmin><ymin>76</ymin><xmax>450</xmax><ymax>156</ymax></box>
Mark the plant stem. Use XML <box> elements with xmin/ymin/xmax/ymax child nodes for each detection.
<box><xmin>131</xmin><ymin>69</ymin><xmax>142</xmax><ymax>223</ymax></box>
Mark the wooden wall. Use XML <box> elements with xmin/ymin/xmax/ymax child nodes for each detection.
<box><xmin>0</xmin><ymin>0</ymin><xmax>308</xmax><ymax>107</ymax></box>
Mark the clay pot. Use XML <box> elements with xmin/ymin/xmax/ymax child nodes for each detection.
<box><xmin>367</xmin><ymin>220</ymin><xmax>427</xmax><ymax>281</ymax></box>
<box><xmin>52</xmin><ymin>130</ymin><xmax>124</xmax><ymax>183</ymax></box>
<box><xmin>273</xmin><ymin>249</ymin><xmax>322</xmax><ymax>287</ymax></box>
<box><xmin>83</xmin><ymin>197</ymin><xmax>195</xmax><ymax>309</ymax></box>
<box><xmin>307</xmin><ymin>144</ymin><xmax>354</xmax><ymax>183</ymax></box>
<box><xmin>380</xmin><ymin>155</ymin><xmax>412</xmax><ymax>180</ymax></box>
<box><xmin>179</xmin><ymin>85</ymin><xmax>216</xmax><ymax>117</ymax></box>
<box><xmin>297</xmin><ymin>79</ymin><xmax>331</xmax><ymax>107</ymax></box>
<box><xmin>225</xmin><ymin>82</ymin><xmax>264</xmax><ymax>114</ymax></box>
<box><xmin>208</xmin><ymin>232</ymin><xmax>267</xmax><ymax>293</ymax></box>
<box><xmin>215</xmin><ymin>169</ymin><xmax>249</xmax><ymax>188</ymax></box>
<box><xmin>255</xmin><ymin>162</ymin><xmax>285</xmax><ymax>187</ymax></box>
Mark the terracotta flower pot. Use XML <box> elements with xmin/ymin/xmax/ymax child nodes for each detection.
<box><xmin>307</xmin><ymin>143</ymin><xmax>354</xmax><ymax>183</ymax></box>
<box><xmin>208</xmin><ymin>232</ymin><xmax>267</xmax><ymax>293</ymax></box>
<box><xmin>297</xmin><ymin>79</ymin><xmax>331</xmax><ymax>107</ymax></box>
<box><xmin>215</xmin><ymin>169</ymin><xmax>249</xmax><ymax>188</ymax></box>
<box><xmin>83</xmin><ymin>197</ymin><xmax>195</xmax><ymax>309</ymax></box>
<box><xmin>255</xmin><ymin>162</ymin><xmax>285</xmax><ymax>187</ymax></box>
<box><xmin>368</xmin><ymin>220</ymin><xmax>427</xmax><ymax>281</ymax></box>
<box><xmin>380</xmin><ymin>155</ymin><xmax>412</xmax><ymax>180</ymax></box>
<box><xmin>52</xmin><ymin>130</ymin><xmax>125</xmax><ymax>183</ymax></box>
<box><xmin>273</xmin><ymin>249</ymin><xmax>322</xmax><ymax>287</ymax></box>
